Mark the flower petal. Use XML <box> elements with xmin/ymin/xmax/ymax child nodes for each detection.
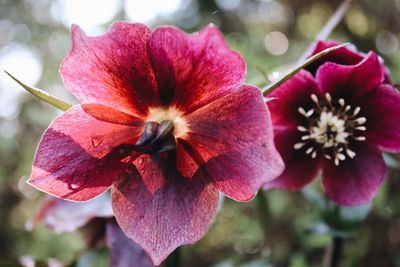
<box><xmin>147</xmin><ymin>24</ymin><xmax>245</xmax><ymax>112</ymax></box>
<box><xmin>308</xmin><ymin>40</ymin><xmax>391</xmax><ymax>83</ymax></box>
<box><xmin>268</xmin><ymin>70</ymin><xmax>322</xmax><ymax>127</ymax></box>
<box><xmin>306</xmin><ymin>40</ymin><xmax>364</xmax><ymax>74</ymax></box>
<box><xmin>106</xmin><ymin>219</ymin><xmax>153</xmax><ymax>267</ymax></box>
<box><xmin>181</xmin><ymin>85</ymin><xmax>283</xmax><ymax>200</ymax></box>
<box><xmin>133</xmin><ymin>154</ymin><xmax>166</xmax><ymax>194</ymax></box>
<box><xmin>82</xmin><ymin>104</ymin><xmax>144</xmax><ymax>126</ymax></box>
<box><xmin>264</xmin><ymin>127</ymin><xmax>320</xmax><ymax>191</ymax></box>
<box><xmin>60</xmin><ymin>22</ymin><xmax>158</xmax><ymax>117</ymax></box>
<box><xmin>322</xmin><ymin>143</ymin><xmax>386</xmax><ymax>206</ymax></box>
<box><xmin>29</xmin><ymin>106</ymin><xmax>143</xmax><ymax>201</ymax></box>
<box><xmin>33</xmin><ymin>194</ymin><xmax>113</xmax><ymax>234</ymax></box>
<box><xmin>316</xmin><ymin>52</ymin><xmax>384</xmax><ymax>97</ymax></box>
<box><xmin>357</xmin><ymin>84</ymin><xmax>400</xmax><ymax>152</ymax></box>
<box><xmin>111</xmin><ymin>168</ymin><xmax>218</xmax><ymax>266</ymax></box>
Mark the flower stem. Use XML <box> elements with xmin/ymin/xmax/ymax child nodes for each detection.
<box><xmin>324</xmin><ymin>236</ymin><xmax>344</xmax><ymax>267</ymax></box>
<box><xmin>255</xmin><ymin>191</ymin><xmax>271</xmax><ymax>242</ymax></box>
<box><xmin>323</xmin><ymin>206</ymin><xmax>344</xmax><ymax>267</ymax></box>
<box><xmin>165</xmin><ymin>247</ymin><xmax>181</xmax><ymax>267</ymax></box>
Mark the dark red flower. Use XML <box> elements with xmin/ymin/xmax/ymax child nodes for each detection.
<box><xmin>264</xmin><ymin>41</ymin><xmax>400</xmax><ymax>206</ymax></box>
<box><xmin>306</xmin><ymin>40</ymin><xmax>391</xmax><ymax>82</ymax></box>
<box><xmin>28</xmin><ymin>22</ymin><xmax>283</xmax><ymax>264</ymax></box>
<box><xmin>32</xmin><ymin>195</ymin><xmax>153</xmax><ymax>267</ymax></box>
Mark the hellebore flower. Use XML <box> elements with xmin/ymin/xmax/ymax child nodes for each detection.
<box><xmin>264</xmin><ymin>42</ymin><xmax>400</xmax><ymax>206</ymax></box>
<box><xmin>32</xmin><ymin>195</ymin><xmax>153</xmax><ymax>267</ymax></box>
<box><xmin>28</xmin><ymin>22</ymin><xmax>283</xmax><ymax>264</ymax></box>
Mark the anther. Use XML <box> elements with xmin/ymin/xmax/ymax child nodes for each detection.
<box><xmin>354</xmin><ymin>117</ymin><xmax>367</xmax><ymax>125</ymax></box>
<box><xmin>325</xmin><ymin>93</ymin><xmax>332</xmax><ymax>103</ymax></box>
<box><xmin>311</xmin><ymin>94</ymin><xmax>319</xmax><ymax>103</ymax></box>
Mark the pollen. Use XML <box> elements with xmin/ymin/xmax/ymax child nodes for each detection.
<box><xmin>147</xmin><ymin>107</ymin><xmax>188</xmax><ymax>138</ymax></box>
<box><xmin>293</xmin><ymin>93</ymin><xmax>367</xmax><ymax>166</ymax></box>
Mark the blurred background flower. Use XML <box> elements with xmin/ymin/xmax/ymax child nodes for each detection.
<box><xmin>0</xmin><ymin>0</ymin><xmax>400</xmax><ymax>266</ymax></box>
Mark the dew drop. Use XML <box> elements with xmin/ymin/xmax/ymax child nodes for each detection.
<box><xmin>91</xmin><ymin>136</ymin><xmax>103</xmax><ymax>147</ymax></box>
<box><xmin>69</xmin><ymin>176</ymin><xmax>87</xmax><ymax>190</ymax></box>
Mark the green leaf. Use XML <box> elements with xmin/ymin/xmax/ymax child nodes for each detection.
<box><xmin>3</xmin><ymin>70</ymin><xmax>72</xmax><ymax>111</ymax></box>
<box><xmin>262</xmin><ymin>43</ymin><xmax>349</xmax><ymax>96</ymax></box>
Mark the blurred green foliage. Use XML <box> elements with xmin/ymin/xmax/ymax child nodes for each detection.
<box><xmin>0</xmin><ymin>0</ymin><xmax>400</xmax><ymax>266</ymax></box>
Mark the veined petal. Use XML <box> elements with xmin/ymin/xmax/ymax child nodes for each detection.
<box><xmin>316</xmin><ymin>52</ymin><xmax>384</xmax><ymax>98</ymax></box>
<box><xmin>60</xmin><ymin>22</ymin><xmax>158</xmax><ymax>117</ymax></box>
<box><xmin>29</xmin><ymin>106</ymin><xmax>143</xmax><ymax>201</ymax></box>
<box><xmin>180</xmin><ymin>85</ymin><xmax>283</xmax><ymax>200</ymax></box>
<box><xmin>112</xmin><ymin>168</ymin><xmax>218</xmax><ymax>266</ymax></box>
<box><xmin>147</xmin><ymin>24</ymin><xmax>245</xmax><ymax>111</ymax></box>
<box><xmin>322</xmin><ymin>143</ymin><xmax>386</xmax><ymax>206</ymax></box>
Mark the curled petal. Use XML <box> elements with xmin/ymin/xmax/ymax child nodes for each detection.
<box><xmin>264</xmin><ymin>127</ymin><xmax>321</xmax><ymax>191</ymax></box>
<box><xmin>147</xmin><ymin>24</ymin><xmax>245</xmax><ymax>111</ymax></box>
<box><xmin>316</xmin><ymin>52</ymin><xmax>384</xmax><ymax>98</ymax></box>
<box><xmin>60</xmin><ymin>22</ymin><xmax>158</xmax><ymax>117</ymax></box>
<box><xmin>112</xmin><ymin>168</ymin><xmax>219</xmax><ymax>266</ymax></box>
<box><xmin>308</xmin><ymin>40</ymin><xmax>391</xmax><ymax>82</ymax></box>
<box><xmin>322</xmin><ymin>143</ymin><xmax>386</xmax><ymax>206</ymax></box>
<box><xmin>106</xmin><ymin>219</ymin><xmax>153</xmax><ymax>267</ymax></box>
<box><xmin>306</xmin><ymin>40</ymin><xmax>364</xmax><ymax>74</ymax></box>
<box><xmin>29</xmin><ymin>106</ymin><xmax>142</xmax><ymax>201</ymax></box>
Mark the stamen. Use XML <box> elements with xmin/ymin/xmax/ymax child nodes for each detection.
<box><xmin>354</xmin><ymin>117</ymin><xmax>367</xmax><ymax>124</ymax></box>
<box><xmin>346</xmin><ymin>149</ymin><xmax>356</xmax><ymax>158</ymax></box>
<box><xmin>325</xmin><ymin>93</ymin><xmax>332</xmax><ymax>103</ymax></box>
<box><xmin>311</xmin><ymin>151</ymin><xmax>317</xmax><ymax>158</ymax></box>
<box><xmin>294</xmin><ymin>143</ymin><xmax>305</xmax><ymax>150</ymax></box>
<box><xmin>298</xmin><ymin>107</ymin><xmax>307</xmax><ymax>116</ymax></box>
<box><xmin>311</xmin><ymin>94</ymin><xmax>319</xmax><ymax>103</ymax></box>
<box><xmin>306</xmin><ymin>109</ymin><xmax>314</xmax><ymax>117</ymax></box>
<box><xmin>297</xmin><ymin>126</ymin><xmax>308</xmax><ymax>132</ymax></box>
<box><xmin>337</xmin><ymin>153</ymin><xmax>346</xmax><ymax>161</ymax></box>
<box><xmin>334</xmin><ymin>157</ymin><xmax>340</xmax><ymax>166</ymax></box>
<box><xmin>353</xmin><ymin>107</ymin><xmax>361</xmax><ymax>116</ymax></box>
<box><xmin>295</xmin><ymin>94</ymin><xmax>368</xmax><ymax>166</ymax></box>
<box><xmin>354</xmin><ymin>136</ymin><xmax>366</xmax><ymax>141</ymax></box>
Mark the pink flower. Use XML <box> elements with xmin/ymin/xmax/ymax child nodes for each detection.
<box><xmin>264</xmin><ymin>41</ymin><xmax>400</xmax><ymax>206</ymax></box>
<box><xmin>29</xmin><ymin>22</ymin><xmax>283</xmax><ymax>265</ymax></box>
<box><xmin>32</xmin><ymin>195</ymin><xmax>153</xmax><ymax>267</ymax></box>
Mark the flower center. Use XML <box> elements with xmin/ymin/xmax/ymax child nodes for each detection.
<box><xmin>294</xmin><ymin>93</ymin><xmax>367</xmax><ymax>166</ymax></box>
<box><xmin>135</xmin><ymin>120</ymin><xmax>176</xmax><ymax>154</ymax></box>
<box><xmin>147</xmin><ymin>107</ymin><xmax>188</xmax><ymax>138</ymax></box>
